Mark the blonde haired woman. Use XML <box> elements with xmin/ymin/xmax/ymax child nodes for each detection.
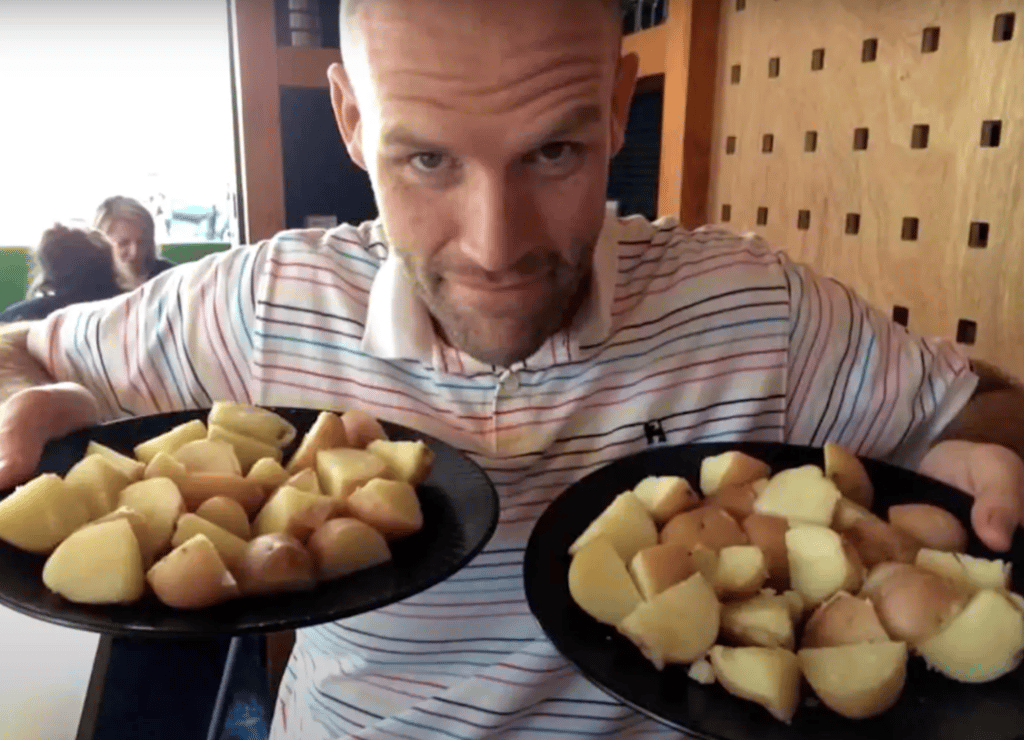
<box><xmin>93</xmin><ymin>195</ymin><xmax>176</xmax><ymax>288</ymax></box>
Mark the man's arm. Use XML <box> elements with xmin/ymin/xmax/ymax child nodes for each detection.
<box><xmin>939</xmin><ymin>360</ymin><xmax>1024</xmax><ymax>459</ymax></box>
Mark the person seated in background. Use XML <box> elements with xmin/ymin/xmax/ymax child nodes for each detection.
<box><xmin>93</xmin><ymin>195</ymin><xmax>176</xmax><ymax>288</ymax></box>
<box><xmin>0</xmin><ymin>224</ymin><xmax>125</xmax><ymax>322</ymax></box>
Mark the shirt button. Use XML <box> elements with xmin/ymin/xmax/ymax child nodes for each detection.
<box><xmin>503</xmin><ymin>372</ymin><xmax>520</xmax><ymax>393</ymax></box>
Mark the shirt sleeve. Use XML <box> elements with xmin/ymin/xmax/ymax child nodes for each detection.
<box><xmin>781</xmin><ymin>255</ymin><xmax>978</xmax><ymax>467</ymax></box>
<box><xmin>26</xmin><ymin>244</ymin><xmax>266</xmax><ymax>421</ymax></box>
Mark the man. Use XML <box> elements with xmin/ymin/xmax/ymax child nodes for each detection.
<box><xmin>0</xmin><ymin>0</ymin><xmax>1022</xmax><ymax>738</ymax></box>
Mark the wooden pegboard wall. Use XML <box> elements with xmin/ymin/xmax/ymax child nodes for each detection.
<box><xmin>707</xmin><ymin>0</ymin><xmax>1024</xmax><ymax>373</ymax></box>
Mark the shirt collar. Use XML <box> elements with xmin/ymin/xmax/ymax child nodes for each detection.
<box><xmin>361</xmin><ymin>205</ymin><xmax>621</xmax><ymax>370</ymax></box>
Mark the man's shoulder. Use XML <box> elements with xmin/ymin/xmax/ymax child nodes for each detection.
<box><xmin>264</xmin><ymin>220</ymin><xmax>386</xmax><ymax>265</ymax></box>
<box><xmin>608</xmin><ymin>214</ymin><xmax>787</xmax><ymax>302</ymax></box>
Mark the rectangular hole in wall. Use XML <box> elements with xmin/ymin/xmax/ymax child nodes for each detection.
<box><xmin>797</xmin><ymin>210</ymin><xmax>811</xmax><ymax>230</ymax></box>
<box><xmin>768</xmin><ymin>57</ymin><xmax>780</xmax><ymax>78</ymax></box>
<box><xmin>853</xmin><ymin>127</ymin><xmax>869</xmax><ymax>150</ymax></box>
<box><xmin>892</xmin><ymin>306</ymin><xmax>909</xmax><ymax>327</ymax></box>
<box><xmin>757</xmin><ymin>207</ymin><xmax>769</xmax><ymax>226</ymax></box>
<box><xmin>845</xmin><ymin>213</ymin><xmax>861</xmax><ymax>235</ymax></box>
<box><xmin>994</xmin><ymin>13</ymin><xmax>1015</xmax><ymax>42</ymax></box>
<box><xmin>804</xmin><ymin>131</ymin><xmax>818</xmax><ymax>152</ymax></box>
<box><xmin>731</xmin><ymin>64</ymin><xmax>741</xmax><ymax>83</ymax></box>
<box><xmin>721</xmin><ymin>204</ymin><xmax>732</xmax><ymax>222</ymax></box>
<box><xmin>969</xmin><ymin>221</ymin><xmax>990</xmax><ymax>248</ymax></box>
<box><xmin>911</xmin><ymin>124</ymin><xmax>930</xmax><ymax>149</ymax></box>
<box><xmin>901</xmin><ymin>217</ymin><xmax>920</xmax><ymax>241</ymax></box>
<box><xmin>811</xmin><ymin>48</ymin><xmax>826</xmax><ymax>70</ymax></box>
<box><xmin>956</xmin><ymin>319</ymin><xmax>977</xmax><ymax>345</ymax></box>
<box><xmin>762</xmin><ymin>134</ymin><xmax>775</xmax><ymax>153</ymax></box>
<box><xmin>981</xmin><ymin>120</ymin><xmax>1003</xmax><ymax>147</ymax></box>
<box><xmin>922</xmin><ymin>26</ymin><xmax>941</xmax><ymax>53</ymax></box>
<box><xmin>726</xmin><ymin>135</ymin><xmax>737</xmax><ymax>154</ymax></box>
<box><xmin>862</xmin><ymin>38</ymin><xmax>878</xmax><ymax>62</ymax></box>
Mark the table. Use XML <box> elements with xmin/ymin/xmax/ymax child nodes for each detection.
<box><xmin>0</xmin><ymin>605</ymin><xmax>98</xmax><ymax>740</ymax></box>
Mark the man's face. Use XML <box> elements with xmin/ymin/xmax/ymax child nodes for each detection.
<box><xmin>334</xmin><ymin>0</ymin><xmax>634</xmax><ymax>367</ymax></box>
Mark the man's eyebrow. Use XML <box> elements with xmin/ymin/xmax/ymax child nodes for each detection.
<box><xmin>382</xmin><ymin>127</ymin><xmax>448</xmax><ymax>151</ymax></box>
<box><xmin>533</xmin><ymin>103</ymin><xmax>604</xmax><ymax>142</ymax></box>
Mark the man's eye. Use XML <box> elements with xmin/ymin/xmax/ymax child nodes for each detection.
<box><xmin>410</xmin><ymin>152</ymin><xmax>448</xmax><ymax>172</ymax></box>
<box><xmin>529</xmin><ymin>142</ymin><xmax>583</xmax><ymax>167</ymax></box>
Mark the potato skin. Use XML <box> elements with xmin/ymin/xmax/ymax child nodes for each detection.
<box><xmin>888</xmin><ymin>504</ymin><xmax>967</xmax><ymax>553</ymax></box>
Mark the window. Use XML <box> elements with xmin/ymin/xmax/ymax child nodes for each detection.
<box><xmin>0</xmin><ymin>3</ymin><xmax>237</xmax><ymax>246</ymax></box>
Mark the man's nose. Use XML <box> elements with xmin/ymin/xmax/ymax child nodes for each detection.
<box><xmin>459</xmin><ymin>173</ymin><xmax>536</xmax><ymax>273</ymax></box>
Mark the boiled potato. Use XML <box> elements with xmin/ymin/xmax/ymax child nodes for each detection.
<box><xmin>85</xmin><ymin>441</ymin><xmax>144</xmax><ymax>481</ymax></box>
<box><xmin>286</xmin><ymin>411</ymin><xmax>348</xmax><ymax>473</ymax></box>
<box><xmin>888</xmin><ymin>504</ymin><xmax>967</xmax><ymax>553</ymax></box>
<box><xmin>708</xmin><ymin>646</ymin><xmax>801</xmax><ymax>723</ymax></box>
<box><xmin>88</xmin><ymin>507</ymin><xmax>153</xmax><ymax>567</ymax></box>
<box><xmin>208</xmin><ymin>424</ymin><xmax>283</xmax><ymax>473</ymax></box>
<box><xmin>367</xmin><ymin>440</ymin><xmax>434</xmax><ymax>485</ymax></box>
<box><xmin>660</xmin><ymin>507</ymin><xmax>747</xmax><ymax>551</ymax></box>
<box><xmin>846</xmin><ymin>515</ymin><xmax>921</xmax><ymax>568</ymax></box>
<box><xmin>700</xmin><ymin>451</ymin><xmax>771</xmax><ymax>496</ymax></box>
<box><xmin>254</xmin><ymin>485</ymin><xmax>335</xmax><ymax>541</ymax></box>
<box><xmin>42</xmin><ymin>518</ymin><xmax>144</xmax><ymax>604</ymax></box>
<box><xmin>347</xmin><ymin>478</ymin><xmax>423</xmax><ymax>539</ymax></box>
<box><xmin>781</xmin><ymin>590</ymin><xmax>806</xmax><ymax>622</ymax></box>
<box><xmin>863</xmin><ymin>564</ymin><xmax>969</xmax><ymax>643</ymax></box>
<box><xmin>692</xmin><ymin>544</ymin><xmax>768</xmax><ymax>598</ymax></box>
<box><xmin>707</xmin><ymin>483</ymin><xmax>758</xmax><ymax>521</ymax></box>
<box><xmin>341</xmin><ymin>409</ymin><xmax>388</xmax><ymax>449</ymax></box>
<box><xmin>630</xmin><ymin>476</ymin><xmax>698</xmax><ymax>524</ymax></box>
<box><xmin>144</xmin><ymin>451</ymin><xmax>188</xmax><ymax>482</ymax></box>
<box><xmin>915</xmin><ymin>549</ymin><xmax>1011</xmax><ymax>591</ymax></box>
<box><xmin>823</xmin><ymin>442</ymin><xmax>874</xmax><ymax>509</ymax></box>
<box><xmin>687</xmin><ymin>659</ymin><xmax>716</xmax><ymax>685</ymax></box>
<box><xmin>284</xmin><ymin>468</ymin><xmax>322</xmax><ymax>496</ymax></box>
<box><xmin>741</xmin><ymin>513</ymin><xmax>789</xmax><ymax>588</ymax></box>
<box><xmin>799</xmin><ymin>641</ymin><xmax>907</xmax><ymax>719</ymax></box>
<box><xmin>64</xmin><ymin>454</ymin><xmax>130</xmax><ymax>520</ymax></box>
<box><xmin>721</xmin><ymin>594</ymin><xmax>795</xmax><ymax>650</ymax></box>
<box><xmin>569</xmin><ymin>492</ymin><xmax>658</xmax><ymax>562</ymax></box>
<box><xmin>307</xmin><ymin>518</ymin><xmax>392</xmax><ymax>579</ymax></box>
<box><xmin>0</xmin><ymin>474</ymin><xmax>89</xmax><ymax>554</ymax></box>
<box><xmin>146</xmin><ymin>533</ymin><xmax>240</xmax><ymax>609</ymax></box>
<box><xmin>786</xmin><ymin>525</ymin><xmax>864</xmax><ymax>606</ymax></box>
<box><xmin>172</xmin><ymin>439</ymin><xmax>242</xmax><ymax>477</ymax></box>
<box><xmin>118</xmin><ymin>477</ymin><xmax>186</xmax><ymax>562</ymax></box>
<box><xmin>195</xmin><ymin>497</ymin><xmax>251</xmax><ymax>540</ymax></box>
<box><xmin>569</xmin><ymin>537</ymin><xmax>643</xmax><ymax>626</ymax></box>
<box><xmin>316</xmin><ymin>448</ymin><xmax>390</xmax><ymax>505</ymax></box>
<box><xmin>236</xmin><ymin>533</ymin><xmax>316</xmax><ymax>595</ymax></box>
<box><xmin>172</xmin><ymin>513</ymin><xmax>249</xmax><ymax>572</ymax></box>
<box><xmin>832</xmin><ymin>497</ymin><xmax>873</xmax><ymax>532</ymax></box>
<box><xmin>917</xmin><ymin>588</ymin><xmax>1024</xmax><ymax>683</ymax></box>
<box><xmin>208</xmin><ymin>402</ymin><xmax>297</xmax><ymax>448</ymax></box>
<box><xmin>176</xmin><ymin>473</ymin><xmax>266</xmax><ymax>516</ymax></box>
<box><xmin>754</xmin><ymin>465</ymin><xmax>841</xmax><ymax>527</ymax></box>
<box><xmin>133</xmin><ymin>420</ymin><xmax>207</xmax><ymax>464</ymax></box>
<box><xmin>246</xmin><ymin>457</ymin><xmax>290</xmax><ymax>493</ymax></box>
<box><xmin>618</xmin><ymin>572</ymin><xmax>721</xmax><ymax>669</ymax></box>
<box><xmin>629</xmin><ymin>543</ymin><xmax>695</xmax><ymax>600</ymax></box>
<box><xmin>801</xmin><ymin>592</ymin><xmax>890</xmax><ymax>648</ymax></box>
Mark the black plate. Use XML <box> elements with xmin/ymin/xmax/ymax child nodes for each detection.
<box><xmin>0</xmin><ymin>408</ymin><xmax>498</xmax><ymax>638</ymax></box>
<box><xmin>524</xmin><ymin>442</ymin><xmax>1024</xmax><ymax>740</ymax></box>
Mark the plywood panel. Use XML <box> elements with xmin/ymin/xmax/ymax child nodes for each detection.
<box><xmin>708</xmin><ymin>0</ymin><xmax>1024</xmax><ymax>373</ymax></box>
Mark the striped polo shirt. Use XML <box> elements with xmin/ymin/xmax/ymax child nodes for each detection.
<box><xmin>28</xmin><ymin>210</ymin><xmax>976</xmax><ymax>740</ymax></box>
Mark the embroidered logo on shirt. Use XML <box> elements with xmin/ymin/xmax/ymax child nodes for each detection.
<box><xmin>644</xmin><ymin>419</ymin><xmax>667</xmax><ymax>445</ymax></box>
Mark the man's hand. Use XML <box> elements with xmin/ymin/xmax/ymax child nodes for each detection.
<box><xmin>0</xmin><ymin>383</ymin><xmax>100</xmax><ymax>489</ymax></box>
<box><xmin>919</xmin><ymin>440</ymin><xmax>1024</xmax><ymax>552</ymax></box>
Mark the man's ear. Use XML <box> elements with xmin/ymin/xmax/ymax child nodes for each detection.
<box><xmin>611</xmin><ymin>52</ymin><xmax>639</xmax><ymax>156</ymax></box>
<box><xmin>328</xmin><ymin>62</ymin><xmax>368</xmax><ymax>171</ymax></box>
